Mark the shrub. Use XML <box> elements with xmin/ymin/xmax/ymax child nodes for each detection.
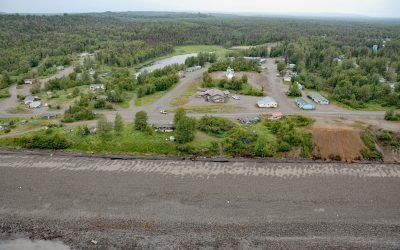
<box><xmin>135</xmin><ymin>111</ymin><xmax>148</xmax><ymax>131</ymax></box>
<box><xmin>176</xmin><ymin>116</ymin><xmax>196</xmax><ymax>144</ymax></box>
<box><xmin>18</xmin><ymin>132</ymin><xmax>70</xmax><ymax>149</ymax></box>
<box><xmin>197</xmin><ymin>116</ymin><xmax>236</xmax><ymax>136</ymax></box>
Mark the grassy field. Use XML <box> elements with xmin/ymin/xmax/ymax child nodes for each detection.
<box><xmin>135</xmin><ymin>90</ymin><xmax>168</xmax><ymax>107</ymax></box>
<box><xmin>0</xmin><ymin>117</ymin><xmax>51</xmax><ymax>135</ymax></box>
<box><xmin>170</xmin><ymin>81</ymin><xmax>200</xmax><ymax>106</ymax></box>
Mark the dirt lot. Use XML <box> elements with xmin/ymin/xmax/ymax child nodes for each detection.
<box><xmin>1</xmin><ymin>151</ymin><xmax>400</xmax><ymax>249</ymax></box>
<box><xmin>312</xmin><ymin>125</ymin><xmax>365</xmax><ymax>161</ymax></box>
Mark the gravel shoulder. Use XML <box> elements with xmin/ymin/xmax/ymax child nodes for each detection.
<box><xmin>0</xmin><ymin>152</ymin><xmax>400</xmax><ymax>249</ymax></box>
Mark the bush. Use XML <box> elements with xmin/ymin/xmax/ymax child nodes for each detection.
<box><xmin>287</xmin><ymin>82</ymin><xmax>302</xmax><ymax>97</ymax></box>
<box><xmin>18</xmin><ymin>132</ymin><xmax>70</xmax><ymax>149</ymax></box>
<box><xmin>197</xmin><ymin>116</ymin><xmax>236</xmax><ymax>136</ymax></box>
<box><xmin>360</xmin><ymin>130</ymin><xmax>383</xmax><ymax>160</ymax></box>
<box><xmin>176</xmin><ymin>116</ymin><xmax>196</xmax><ymax>144</ymax></box>
<box><xmin>135</xmin><ymin>111</ymin><xmax>148</xmax><ymax>131</ymax></box>
<box><xmin>384</xmin><ymin>109</ymin><xmax>400</xmax><ymax>121</ymax></box>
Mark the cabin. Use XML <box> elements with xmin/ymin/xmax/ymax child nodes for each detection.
<box><xmin>307</xmin><ymin>93</ymin><xmax>329</xmax><ymax>105</ymax></box>
<box><xmin>257</xmin><ymin>96</ymin><xmax>278</xmax><ymax>108</ymax></box>
<box><xmin>295</xmin><ymin>98</ymin><xmax>315</xmax><ymax>110</ymax></box>
<box><xmin>24</xmin><ymin>79</ymin><xmax>38</xmax><ymax>85</ymax></box>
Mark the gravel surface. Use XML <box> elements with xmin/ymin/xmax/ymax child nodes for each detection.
<box><xmin>1</xmin><ymin>152</ymin><xmax>400</xmax><ymax>249</ymax></box>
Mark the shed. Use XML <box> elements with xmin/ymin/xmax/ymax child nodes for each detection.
<box><xmin>307</xmin><ymin>93</ymin><xmax>329</xmax><ymax>105</ymax></box>
<box><xmin>295</xmin><ymin>98</ymin><xmax>315</xmax><ymax>110</ymax></box>
<box><xmin>257</xmin><ymin>96</ymin><xmax>278</xmax><ymax>108</ymax></box>
<box><xmin>29</xmin><ymin>101</ymin><xmax>41</xmax><ymax>109</ymax></box>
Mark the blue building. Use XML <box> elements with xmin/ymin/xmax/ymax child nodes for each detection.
<box><xmin>295</xmin><ymin>98</ymin><xmax>315</xmax><ymax>110</ymax></box>
<box><xmin>372</xmin><ymin>44</ymin><xmax>379</xmax><ymax>53</ymax></box>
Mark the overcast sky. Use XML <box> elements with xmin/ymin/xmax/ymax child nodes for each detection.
<box><xmin>1</xmin><ymin>0</ymin><xmax>399</xmax><ymax>18</ymax></box>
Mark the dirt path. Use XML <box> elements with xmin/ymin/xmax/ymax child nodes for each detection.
<box><xmin>0</xmin><ymin>153</ymin><xmax>400</xmax><ymax>248</ymax></box>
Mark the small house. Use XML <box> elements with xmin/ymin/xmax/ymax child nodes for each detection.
<box><xmin>29</xmin><ymin>101</ymin><xmax>41</xmax><ymax>109</ymax></box>
<box><xmin>257</xmin><ymin>96</ymin><xmax>278</xmax><ymax>108</ymax></box>
<box><xmin>24</xmin><ymin>79</ymin><xmax>37</xmax><ymax>85</ymax></box>
<box><xmin>295</xmin><ymin>98</ymin><xmax>315</xmax><ymax>110</ymax></box>
<box><xmin>226</xmin><ymin>67</ymin><xmax>234</xmax><ymax>80</ymax></box>
<box><xmin>307</xmin><ymin>93</ymin><xmax>329</xmax><ymax>105</ymax></box>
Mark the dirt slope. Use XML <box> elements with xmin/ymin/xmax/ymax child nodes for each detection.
<box><xmin>312</xmin><ymin>125</ymin><xmax>364</xmax><ymax>161</ymax></box>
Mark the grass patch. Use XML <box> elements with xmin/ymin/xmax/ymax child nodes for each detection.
<box><xmin>135</xmin><ymin>90</ymin><xmax>168</xmax><ymax>106</ymax></box>
<box><xmin>170</xmin><ymin>81</ymin><xmax>200</xmax><ymax>106</ymax></box>
<box><xmin>0</xmin><ymin>88</ymin><xmax>10</xmax><ymax>99</ymax></box>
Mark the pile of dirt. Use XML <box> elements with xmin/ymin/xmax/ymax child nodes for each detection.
<box><xmin>312</xmin><ymin>126</ymin><xmax>364</xmax><ymax>162</ymax></box>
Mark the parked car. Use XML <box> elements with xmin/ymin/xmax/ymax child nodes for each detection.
<box><xmin>160</xmin><ymin>110</ymin><xmax>167</xmax><ymax>114</ymax></box>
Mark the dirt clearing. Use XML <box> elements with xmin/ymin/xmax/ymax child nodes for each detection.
<box><xmin>312</xmin><ymin>125</ymin><xmax>365</xmax><ymax>161</ymax></box>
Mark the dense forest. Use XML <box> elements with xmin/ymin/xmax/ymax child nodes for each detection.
<box><xmin>0</xmin><ymin>12</ymin><xmax>400</xmax><ymax>108</ymax></box>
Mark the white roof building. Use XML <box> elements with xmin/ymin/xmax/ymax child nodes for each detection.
<box><xmin>257</xmin><ymin>96</ymin><xmax>278</xmax><ymax>108</ymax></box>
<box><xmin>29</xmin><ymin>101</ymin><xmax>41</xmax><ymax>109</ymax></box>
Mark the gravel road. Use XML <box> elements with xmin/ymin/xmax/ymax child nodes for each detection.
<box><xmin>0</xmin><ymin>151</ymin><xmax>400</xmax><ymax>249</ymax></box>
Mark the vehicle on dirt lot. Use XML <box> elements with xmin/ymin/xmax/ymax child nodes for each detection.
<box><xmin>160</xmin><ymin>110</ymin><xmax>167</xmax><ymax>114</ymax></box>
<box><xmin>231</xmin><ymin>95</ymin><xmax>240</xmax><ymax>100</ymax></box>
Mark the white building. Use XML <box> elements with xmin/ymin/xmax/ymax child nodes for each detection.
<box><xmin>257</xmin><ymin>96</ymin><xmax>278</xmax><ymax>108</ymax></box>
<box><xmin>29</xmin><ymin>101</ymin><xmax>41</xmax><ymax>109</ymax></box>
<box><xmin>226</xmin><ymin>67</ymin><xmax>234</xmax><ymax>80</ymax></box>
<box><xmin>24</xmin><ymin>95</ymin><xmax>41</xmax><ymax>105</ymax></box>
<box><xmin>90</xmin><ymin>84</ymin><xmax>105</xmax><ymax>91</ymax></box>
